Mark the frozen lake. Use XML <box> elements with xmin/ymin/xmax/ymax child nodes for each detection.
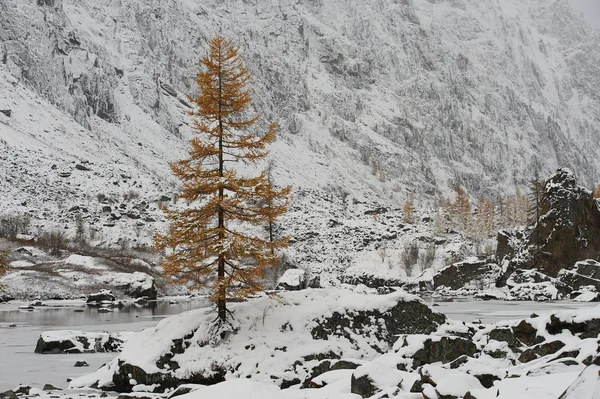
<box><xmin>0</xmin><ymin>298</ymin><xmax>211</xmax><ymax>391</ymax></box>
<box><xmin>0</xmin><ymin>296</ymin><xmax>597</xmax><ymax>392</ymax></box>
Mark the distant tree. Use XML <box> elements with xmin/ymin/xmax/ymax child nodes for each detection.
<box><xmin>453</xmin><ymin>186</ymin><xmax>471</xmax><ymax>233</ymax></box>
<box><xmin>475</xmin><ymin>197</ymin><xmax>494</xmax><ymax>239</ymax></box>
<box><xmin>402</xmin><ymin>197</ymin><xmax>415</xmax><ymax>224</ymax></box>
<box><xmin>154</xmin><ymin>37</ymin><xmax>290</xmax><ymax>331</ymax></box>
<box><xmin>594</xmin><ymin>184</ymin><xmax>600</xmax><ymax>199</ymax></box>
<box><xmin>0</xmin><ymin>251</ymin><xmax>7</xmax><ymax>277</ymax></box>
<box><xmin>75</xmin><ymin>214</ymin><xmax>86</xmax><ymax>248</ymax></box>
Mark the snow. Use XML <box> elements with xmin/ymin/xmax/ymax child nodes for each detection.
<box><xmin>277</xmin><ymin>269</ymin><xmax>306</xmax><ymax>288</ymax></box>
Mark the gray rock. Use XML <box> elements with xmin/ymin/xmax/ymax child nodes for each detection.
<box><xmin>311</xmin><ymin>298</ymin><xmax>446</xmax><ymax>353</ymax></box>
<box><xmin>350</xmin><ymin>373</ymin><xmax>378</xmax><ymax>398</ymax></box>
<box><xmin>86</xmin><ymin>290</ymin><xmax>116</xmax><ymax>303</ymax></box>
<box><xmin>433</xmin><ymin>258</ymin><xmax>500</xmax><ymax>290</ymax></box>
<box><xmin>412</xmin><ymin>336</ymin><xmax>478</xmax><ymax>368</ymax></box>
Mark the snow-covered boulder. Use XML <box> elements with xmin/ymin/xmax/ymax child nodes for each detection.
<box><xmin>558</xmin><ymin>364</ymin><xmax>600</xmax><ymax>399</ymax></box>
<box><xmin>508</xmin><ymin>282</ymin><xmax>558</xmax><ymax>301</ymax></box>
<box><xmin>71</xmin><ymin>289</ymin><xmax>446</xmax><ymax>392</ymax></box>
<box><xmin>86</xmin><ymin>290</ymin><xmax>116</xmax><ymax>304</ymax></box>
<box><xmin>558</xmin><ymin>260</ymin><xmax>600</xmax><ymax>292</ymax></box>
<box><xmin>276</xmin><ymin>269</ymin><xmax>306</xmax><ymax>291</ymax></box>
<box><xmin>433</xmin><ymin>257</ymin><xmax>500</xmax><ymax>291</ymax></box>
<box><xmin>34</xmin><ymin>330</ymin><xmax>134</xmax><ymax>354</ymax></box>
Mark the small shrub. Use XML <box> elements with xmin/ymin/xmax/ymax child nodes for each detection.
<box><xmin>0</xmin><ymin>214</ymin><xmax>30</xmax><ymax>239</ymax></box>
<box><xmin>38</xmin><ymin>230</ymin><xmax>68</xmax><ymax>256</ymax></box>
<box><xmin>123</xmin><ymin>190</ymin><xmax>140</xmax><ymax>202</ymax></box>
<box><xmin>402</xmin><ymin>242</ymin><xmax>419</xmax><ymax>276</ymax></box>
<box><xmin>419</xmin><ymin>245</ymin><xmax>436</xmax><ymax>270</ymax></box>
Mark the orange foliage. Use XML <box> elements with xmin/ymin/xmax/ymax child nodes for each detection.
<box><xmin>402</xmin><ymin>199</ymin><xmax>414</xmax><ymax>224</ymax></box>
<box><xmin>0</xmin><ymin>251</ymin><xmax>6</xmax><ymax>279</ymax></box>
<box><xmin>154</xmin><ymin>37</ymin><xmax>290</xmax><ymax>324</ymax></box>
<box><xmin>594</xmin><ymin>184</ymin><xmax>600</xmax><ymax>199</ymax></box>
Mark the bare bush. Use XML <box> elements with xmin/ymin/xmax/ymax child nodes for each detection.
<box><xmin>123</xmin><ymin>190</ymin><xmax>140</xmax><ymax>202</ymax></box>
<box><xmin>0</xmin><ymin>214</ymin><xmax>30</xmax><ymax>239</ymax></box>
<box><xmin>402</xmin><ymin>242</ymin><xmax>419</xmax><ymax>277</ymax></box>
<box><xmin>38</xmin><ymin>230</ymin><xmax>68</xmax><ymax>256</ymax></box>
<box><xmin>419</xmin><ymin>245</ymin><xmax>436</xmax><ymax>270</ymax></box>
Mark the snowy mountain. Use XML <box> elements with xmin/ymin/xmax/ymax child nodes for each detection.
<box><xmin>1</xmin><ymin>0</ymin><xmax>600</xmax><ymax>243</ymax></box>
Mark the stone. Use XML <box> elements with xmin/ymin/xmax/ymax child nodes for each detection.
<box><xmin>433</xmin><ymin>258</ymin><xmax>500</xmax><ymax>290</ymax></box>
<box><xmin>0</xmin><ymin>109</ymin><xmax>11</xmax><ymax>117</ymax></box>
<box><xmin>519</xmin><ymin>340</ymin><xmax>566</xmax><ymax>363</ymax></box>
<box><xmin>86</xmin><ymin>290</ymin><xmax>116</xmax><ymax>303</ymax></box>
<box><xmin>558</xmin><ymin>260</ymin><xmax>600</xmax><ymax>292</ymax></box>
<box><xmin>74</xmin><ymin>360</ymin><xmax>89</xmax><ymax>367</ymax></box>
<box><xmin>13</xmin><ymin>386</ymin><xmax>31</xmax><ymax>395</ymax></box>
<box><xmin>311</xmin><ymin>298</ymin><xmax>446</xmax><ymax>353</ymax></box>
<box><xmin>0</xmin><ymin>392</ymin><xmax>17</xmax><ymax>399</ymax></box>
<box><xmin>412</xmin><ymin>337</ymin><xmax>478</xmax><ymax>367</ymax></box>
<box><xmin>75</xmin><ymin>164</ymin><xmax>90</xmax><ymax>171</ymax></box>
<box><xmin>512</xmin><ymin>320</ymin><xmax>544</xmax><ymax>347</ymax></box>
<box><xmin>276</xmin><ymin>269</ymin><xmax>306</xmax><ymax>291</ymax></box>
<box><xmin>42</xmin><ymin>384</ymin><xmax>62</xmax><ymax>391</ymax></box>
<box><xmin>546</xmin><ymin>314</ymin><xmax>600</xmax><ymax>339</ymax></box>
<box><xmin>350</xmin><ymin>373</ymin><xmax>379</xmax><ymax>398</ymax></box>
<box><xmin>35</xmin><ymin>331</ymin><xmax>126</xmax><ymax>354</ymax></box>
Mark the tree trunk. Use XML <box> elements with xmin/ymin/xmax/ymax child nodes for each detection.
<box><xmin>217</xmin><ymin>46</ymin><xmax>227</xmax><ymax>323</ymax></box>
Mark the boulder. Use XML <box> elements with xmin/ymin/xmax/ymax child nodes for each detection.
<box><xmin>557</xmin><ymin>260</ymin><xmax>600</xmax><ymax>291</ymax></box>
<box><xmin>35</xmin><ymin>330</ymin><xmax>130</xmax><ymax>354</ymax></box>
<box><xmin>433</xmin><ymin>258</ymin><xmax>500</xmax><ymax>290</ymax></box>
<box><xmin>558</xmin><ymin>364</ymin><xmax>600</xmax><ymax>399</ymax></box>
<box><xmin>0</xmin><ymin>391</ymin><xmax>17</xmax><ymax>399</ymax></box>
<box><xmin>311</xmin><ymin>296</ymin><xmax>446</xmax><ymax>353</ymax></box>
<box><xmin>412</xmin><ymin>336</ymin><xmax>478</xmax><ymax>367</ymax></box>
<box><xmin>86</xmin><ymin>290</ymin><xmax>116</xmax><ymax>303</ymax></box>
<box><xmin>276</xmin><ymin>269</ymin><xmax>306</xmax><ymax>291</ymax></box>
<box><xmin>506</xmin><ymin>269</ymin><xmax>551</xmax><ymax>286</ymax></box>
<box><xmin>546</xmin><ymin>314</ymin><xmax>600</xmax><ymax>339</ymax></box>
<box><xmin>518</xmin><ymin>340</ymin><xmax>566</xmax><ymax>363</ymax></box>
<box><xmin>350</xmin><ymin>373</ymin><xmax>378</xmax><ymax>398</ymax></box>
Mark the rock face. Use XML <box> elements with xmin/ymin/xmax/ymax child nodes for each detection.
<box><xmin>497</xmin><ymin>169</ymin><xmax>600</xmax><ymax>282</ymax></box>
<box><xmin>433</xmin><ymin>258</ymin><xmax>500</xmax><ymax>291</ymax></box>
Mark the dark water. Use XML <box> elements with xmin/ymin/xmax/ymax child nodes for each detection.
<box><xmin>0</xmin><ymin>297</ymin><xmax>212</xmax><ymax>327</ymax></box>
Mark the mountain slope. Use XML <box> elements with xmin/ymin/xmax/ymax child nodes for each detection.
<box><xmin>1</xmin><ymin>0</ymin><xmax>599</xmax><ymax>239</ymax></box>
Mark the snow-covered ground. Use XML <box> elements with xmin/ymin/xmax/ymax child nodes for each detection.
<box><xmin>0</xmin><ymin>294</ymin><xmax>600</xmax><ymax>399</ymax></box>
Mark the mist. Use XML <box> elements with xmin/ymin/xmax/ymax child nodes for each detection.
<box><xmin>569</xmin><ymin>0</ymin><xmax>600</xmax><ymax>29</ymax></box>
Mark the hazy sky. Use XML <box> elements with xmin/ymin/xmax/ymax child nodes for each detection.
<box><xmin>569</xmin><ymin>0</ymin><xmax>600</xmax><ymax>29</ymax></box>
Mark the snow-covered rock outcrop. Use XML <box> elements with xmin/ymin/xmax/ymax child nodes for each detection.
<box><xmin>71</xmin><ymin>289</ymin><xmax>446</xmax><ymax>392</ymax></box>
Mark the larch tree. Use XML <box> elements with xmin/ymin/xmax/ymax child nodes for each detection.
<box><xmin>402</xmin><ymin>196</ymin><xmax>415</xmax><ymax>224</ymax></box>
<box><xmin>0</xmin><ymin>251</ymin><xmax>7</xmax><ymax>288</ymax></box>
<box><xmin>594</xmin><ymin>184</ymin><xmax>600</xmax><ymax>199</ymax></box>
<box><xmin>453</xmin><ymin>186</ymin><xmax>471</xmax><ymax>233</ymax></box>
<box><xmin>154</xmin><ymin>37</ymin><xmax>290</xmax><ymax>331</ymax></box>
